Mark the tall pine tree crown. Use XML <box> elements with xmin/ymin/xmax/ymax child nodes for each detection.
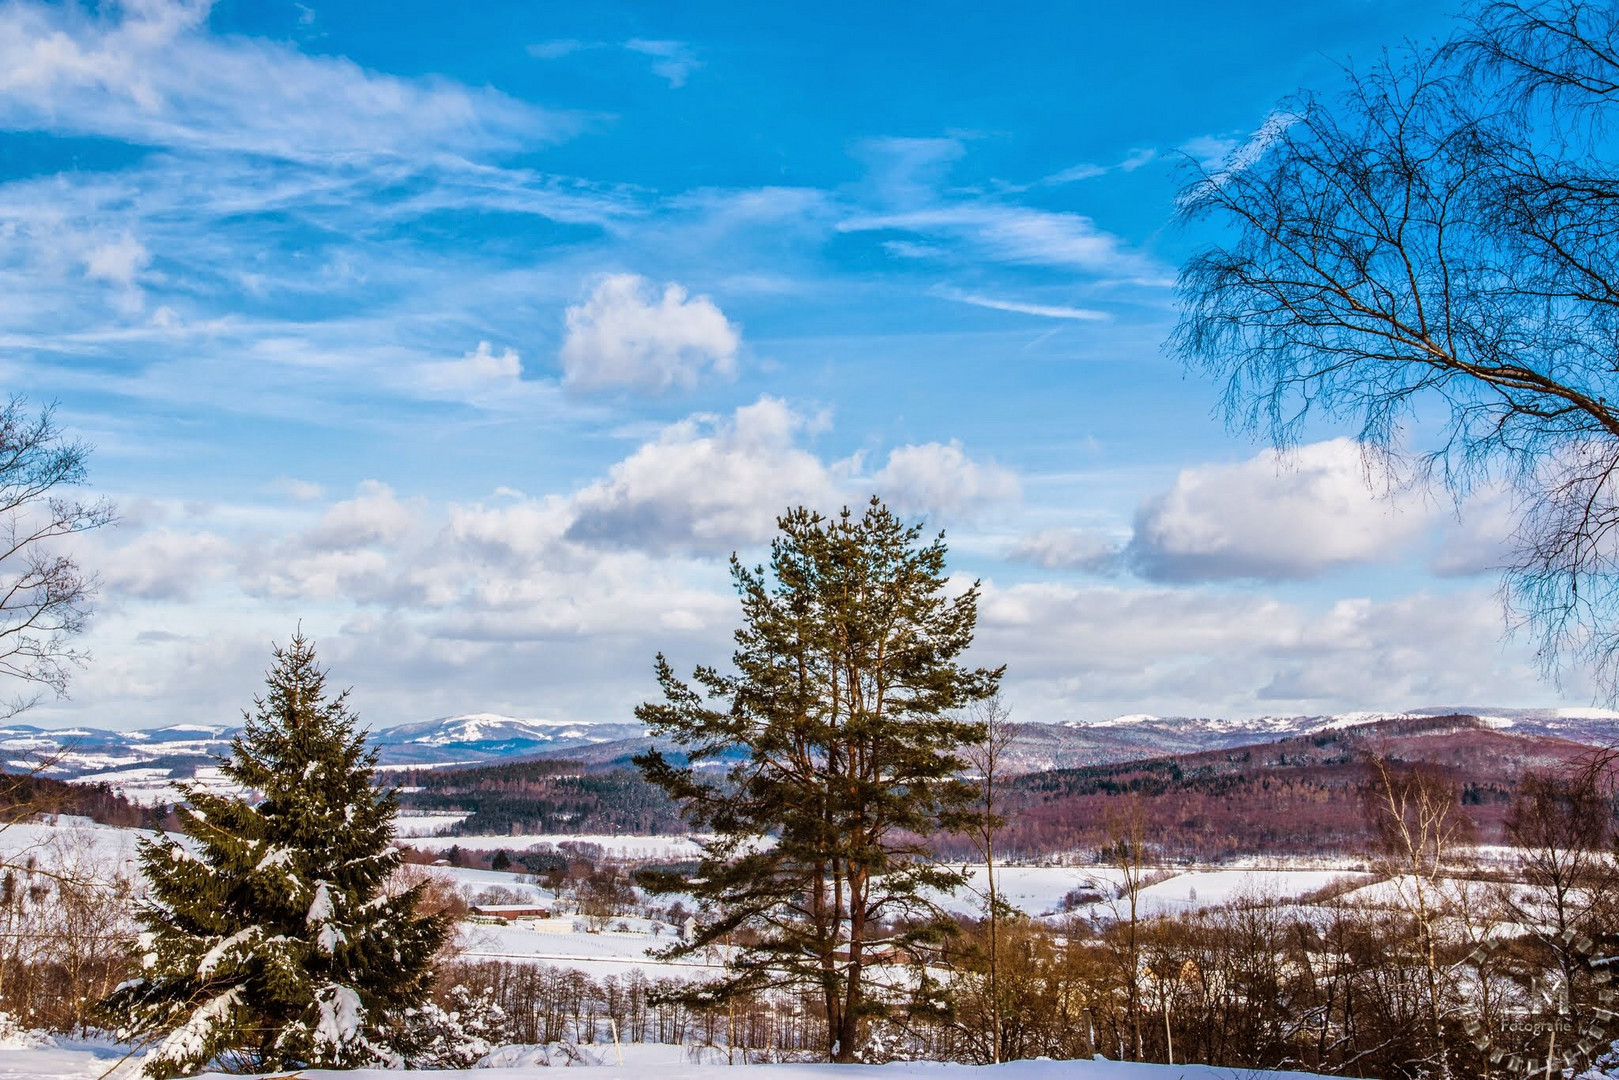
<box><xmin>102</xmin><ymin>632</ymin><xmax>447</xmax><ymax>1077</ymax></box>
<box><xmin>634</xmin><ymin>499</ymin><xmax>1004</xmax><ymax>1062</ymax></box>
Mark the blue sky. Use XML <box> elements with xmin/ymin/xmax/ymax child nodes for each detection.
<box><xmin>1</xmin><ymin>0</ymin><xmax>1583</xmax><ymax>731</ymax></box>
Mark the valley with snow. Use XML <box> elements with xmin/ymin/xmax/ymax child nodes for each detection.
<box><xmin>4</xmin><ymin>701</ymin><xmax>1615</xmax><ymax>1080</ymax></box>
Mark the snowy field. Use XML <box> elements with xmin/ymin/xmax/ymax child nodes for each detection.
<box><xmin>0</xmin><ymin>1032</ymin><xmax>1339</xmax><ymax>1080</ymax></box>
<box><xmin>931</xmin><ymin>864</ymin><xmax>1365</xmax><ymax>920</ymax></box>
<box><xmin>396</xmin><ymin>812</ymin><xmax>473</xmax><ymax>837</ymax></box>
<box><xmin>61</xmin><ymin>765</ymin><xmax>243</xmax><ymax>807</ymax></box>
<box><xmin>407</xmin><ymin>833</ymin><xmax>711</xmax><ymax>860</ymax></box>
<box><xmin>459</xmin><ymin>917</ymin><xmax>722</xmax><ymax>980</ymax></box>
<box><xmin>0</xmin><ymin>819</ymin><xmax>154</xmax><ymax>877</ymax></box>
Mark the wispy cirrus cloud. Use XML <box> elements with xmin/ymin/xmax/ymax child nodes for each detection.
<box><xmin>527</xmin><ymin>37</ymin><xmax>700</xmax><ymax>88</ymax></box>
<box><xmin>932</xmin><ymin>286</ymin><xmax>1108</xmax><ymax>321</ymax></box>
<box><xmin>0</xmin><ymin>0</ymin><xmax>573</xmax><ymax>160</ymax></box>
<box><xmin>839</xmin><ymin>137</ymin><xmax>1170</xmax><ymax>284</ymax></box>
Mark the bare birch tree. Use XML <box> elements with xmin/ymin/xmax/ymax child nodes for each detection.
<box><xmin>1172</xmin><ymin>0</ymin><xmax>1619</xmax><ymax>691</ymax></box>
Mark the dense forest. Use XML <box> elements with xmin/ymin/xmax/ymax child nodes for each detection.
<box><xmin>0</xmin><ymin>773</ymin><xmax>172</xmax><ymax>831</ymax></box>
<box><xmin>390</xmin><ymin>760</ymin><xmax>684</xmax><ymax>836</ymax></box>
<box><xmin>392</xmin><ymin>716</ymin><xmax>1593</xmax><ymax>862</ymax></box>
<box><xmin>935</xmin><ymin>716</ymin><xmax>1591</xmax><ymax>861</ymax></box>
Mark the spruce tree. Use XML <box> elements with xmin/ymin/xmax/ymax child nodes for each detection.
<box><xmin>103</xmin><ymin>633</ymin><xmax>447</xmax><ymax>1077</ymax></box>
<box><xmin>635</xmin><ymin>499</ymin><xmax>1003</xmax><ymax>1062</ymax></box>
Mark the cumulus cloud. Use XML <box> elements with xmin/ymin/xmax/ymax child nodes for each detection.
<box><xmin>272</xmin><ymin>478</ymin><xmax>324</xmax><ymax>502</ymax></box>
<box><xmin>83</xmin><ymin>232</ymin><xmax>150</xmax><ymax>288</ymax></box>
<box><xmin>100</xmin><ymin>527</ymin><xmax>233</xmax><ymax>600</ymax></box>
<box><xmin>565</xmin><ymin>397</ymin><xmax>839</xmax><ymax>553</ymax></box>
<box><xmin>1430</xmin><ymin>486</ymin><xmax>1517</xmax><ymax>577</ymax></box>
<box><xmin>50</xmin><ymin>447</ymin><xmax>1568</xmax><ymax>731</ymax></box>
<box><xmin>1011</xmin><ymin>527</ymin><xmax>1120</xmax><ymax>571</ymax></box>
<box><xmin>875</xmin><ymin>441</ymin><xmax>1020</xmax><ymax>518</ymax></box>
<box><xmin>1127</xmin><ymin>439</ymin><xmax>1432</xmax><ymax>582</ymax></box>
<box><xmin>560</xmin><ymin>274</ymin><xmax>741</xmax><ymax>393</ymax></box>
<box><xmin>415</xmin><ymin>341</ymin><xmax>524</xmax><ymax>400</ymax></box>
<box><xmin>975</xmin><ymin>580</ymin><xmax>1549</xmax><ymax>722</ymax></box>
<box><xmin>303</xmin><ymin>480</ymin><xmax>418</xmax><ymax>552</ymax></box>
<box><xmin>560</xmin><ymin>398</ymin><xmax>1021</xmax><ymax>553</ymax></box>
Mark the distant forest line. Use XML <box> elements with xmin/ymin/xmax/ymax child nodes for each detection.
<box><xmin>381</xmin><ymin>714</ymin><xmax>1591</xmax><ymax>862</ymax></box>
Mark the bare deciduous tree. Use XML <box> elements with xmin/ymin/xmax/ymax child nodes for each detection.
<box><xmin>0</xmin><ymin>396</ymin><xmax>112</xmax><ymax>720</ymax></box>
<box><xmin>1363</xmin><ymin>755</ymin><xmax>1472</xmax><ymax>1079</ymax></box>
<box><xmin>1172</xmin><ymin>0</ymin><xmax>1619</xmax><ymax>691</ymax></box>
<box><xmin>1102</xmin><ymin>797</ymin><xmax>1152</xmax><ymax>1061</ymax></box>
<box><xmin>958</xmin><ymin>694</ymin><xmax>1016</xmax><ymax>1064</ymax></box>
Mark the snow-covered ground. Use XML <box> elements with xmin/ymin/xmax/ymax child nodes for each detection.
<box><xmin>62</xmin><ymin>764</ymin><xmax>243</xmax><ymax>807</ymax></box>
<box><xmin>396</xmin><ymin>812</ymin><xmax>473</xmax><ymax>837</ymax></box>
<box><xmin>459</xmin><ymin>917</ymin><xmax>720</xmax><ymax>980</ymax></box>
<box><xmin>407</xmin><ymin>833</ymin><xmax>710</xmax><ymax>860</ymax></box>
<box><xmin>0</xmin><ymin>819</ymin><xmax>155</xmax><ymax>877</ymax></box>
<box><xmin>0</xmin><ymin>1032</ymin><xmax>1342</xmax><ymax>1080</ymax></box>
<box><xmin>933</xmin><ymin>864</ymin><xmax>1366</xmax><ymax>920</ymax></box>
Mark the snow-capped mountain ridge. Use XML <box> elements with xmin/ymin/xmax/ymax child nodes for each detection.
<box><xmin>373</xmin><ymin>713</ymin><xmax>646</xmax><ymax>750</ymax></box>
<box><xmin>1067</xmin><ymin>706</ymin><xmax>1619</xmax><ymax>744</ymax></box>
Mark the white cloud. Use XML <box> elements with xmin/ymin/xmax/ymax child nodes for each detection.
<box><xmin>1042</xmin><ymin>148</ymin><xmax>1155</xmax><ymax>186</ymax></box>
<box><xmin>561</xmin><ymin>398</ymin><xmax>1020</xmax><ymax>552</ymax></box>
<box><xmin>1043</xmin><ymin>163</ymin><xmax>1108</xmax><ymax>185</ymax></box>
<box><xmin>83</xmin><ymin>232</ymin><xmax>150</xmax><ymax>288</ymax></box>
<box><xmin>272</xmin><ymin>478</ymin><xmax>325</xmax><ymax>502</ymax></box>
<box><xmin>99</xmin><ymin>527</ymin><xmax>233</xmax><ymax>600</ymax></box>
<box><xmin>1010</xmin><ymin>527</ymin><xmax>1120</xmax><ymax>571</ymax></box>
<box><xmin>1128</xmin><ymin>439</ymin><xmax>1433</xmax><ymax>581</ymax></box>
<box><xmin>842</xmin><ymin>205</ymin><xmax>1155</xmax><ymax>278</ymax></box>
<box><xmin>565</xmin><ymin>397</ymin><xmax>839</xmax><ymax>553</ymax></box>
<box><xmin>303</xmin><ymin>480</ymin><xmax>418</xmax><ymax>553</ymax></box>
<box><xmin>875</xmin><ymin>441</ymin><xmax>1020</xmax><ymax>518</ymax></box>
<box><xmin>44</xmin><ymin>451</ymin><xmax>1571</xmax><ymax>730</ymax></box>
<box><xmin>934</xmin><ymin>287</ymin><xmax>1108</xmax><ymax>321</ymax></box>
<box><xmin>0</xmin><ymin>0</ymin><xmax>565</xmax><ymax>161</ymax></box>
<box><xmin>977</xmin><ymin>580</ymin><xmax>1552</xmax><ymax>722</ymax></box>
<box><xmin>1430</xmin><ymin>485</ymin><xmax>1518</xmax><ymax>577</ymax></box>
<box><xmin>415</xmin><ymin>341</ymin><xmax>524</xmax><ymax>400</ymax></box>
<box><xmin>560</xmin><ymin>274</ymin><xmax>741</xmax><ymax>393</ymax></box>
<box><xmin>624</xmin><ymin>40</ymin><xmax>699</xmax><ymax>88</ymax></box>
<box><xmin>1179</xmin><ymin>135</ymin><xmax>1239</xmax><ymax>170</ymax></box>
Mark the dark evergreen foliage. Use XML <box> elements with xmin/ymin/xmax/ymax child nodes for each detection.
<box><xmin>393</xmin><ymin>760</ymin><xmax>682</xmax><ymax>836</ymax></box>
<box><xmin>101</xmin><ymin>633</ymin><xmax>448</xmax><ymax>1077</ymax></box>
<box><xmin>634</xmin><ymin>499</ymin><xmax>1003</xmax><ymax>1062</ymax></box>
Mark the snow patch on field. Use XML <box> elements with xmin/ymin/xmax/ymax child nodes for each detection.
<box><xmin>406</xmin><ymin>834</ymin><xmax>710</xmax><ymax>860</ymax></box>
<box><xmin>395</xmin><ymin>812</ymin><xmax>471</xmax><ymax>837</ymax></box>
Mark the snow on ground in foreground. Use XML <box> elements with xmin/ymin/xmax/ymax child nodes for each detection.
<box><xmin>1</xmin><ymin>1036</ymin><xmax>1334</xmax><ymax>1080</ymax></box>
<box><xmin>0</xmin><ymin>820</ymin><xmax>155</xmax><ymax>876</ymax></box>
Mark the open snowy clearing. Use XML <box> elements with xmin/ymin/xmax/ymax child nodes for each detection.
<box><xmin>928</xmin><ymin>865</ymin><xmax>1364</xmax><ymax>920</ymax></box>
<box><xmin>64</xmin><ymin>765</ymin><xmax>244</xmax><ymax>807</ymax></box>
<box><xmin>396</xmin><ymin>812</ymin><xmax>473</xmax><ymax>837</ymax></box>
<box><xmin>0</xmin><ymin>1034</ymin><xmax>1336</xmax><ymax>1080</ymax></box>
<box><xmin>406</xmin><ymin>834</ymin><xmax>711</xmax><ymax>860</ymax></box>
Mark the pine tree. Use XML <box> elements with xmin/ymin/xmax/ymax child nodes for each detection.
<box><xmin>635</xmin><ymin>499</ymin><xmax>1003</xmax><ymax>1062</ymax></box>
<box><xmin>102</xmin><ymin>633</ymin><xmax>448</xmax><ymax>1077</ymax></box>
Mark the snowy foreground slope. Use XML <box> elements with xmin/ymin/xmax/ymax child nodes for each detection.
<box><xmin>0</xmin><ymin>1037</ymin><xmax>1334</xmax><ymax>1080</ymax></box>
